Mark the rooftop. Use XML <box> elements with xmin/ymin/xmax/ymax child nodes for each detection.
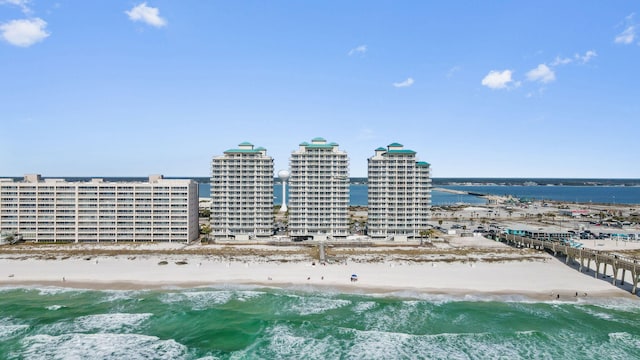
<box><xmin>387</xmin><ymin>149</ymin><xmax>417</xmax><ymax>155</ymax></box>
<box><xmin>224</xmin><ymin>142</ymin><xmax>268</xmax><ymax>155</ymax></box>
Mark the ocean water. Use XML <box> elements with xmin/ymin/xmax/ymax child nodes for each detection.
<box><xmin>2</xmin><ymin>286</ymin><xmax>640</xmax><ymax>359</ymax></box>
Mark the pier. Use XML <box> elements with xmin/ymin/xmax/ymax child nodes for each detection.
<box><xmin>497</xmin><ymin>233</ymin><xmax>640</xmax><ymax>295</ymax></box>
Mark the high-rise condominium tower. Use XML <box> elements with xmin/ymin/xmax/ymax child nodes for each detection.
<box><xmin>210</xmin><ymin>142</ymin><xmax>274</xmax><ymax>239</ymax></box>
<box><xmin>288</xmin><ymin>137</ymin><xmax>349</xmax><ymax>240</ymax></box>
<box><xmin>367</xmin><ymin>143</ymin><xmax>431</xmax><ymax>240</ymax></box>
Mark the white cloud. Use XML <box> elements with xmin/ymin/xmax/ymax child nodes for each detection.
<box><xmin>526</xmin><ymin>64</ymin><xmax>555</xmax><ymax>83</ymax></box>
<box><xmin>526</xmin><ymin>87</ymin><xmax>546</xmax><ymax>99</ymax></box>
<box><xmin>357</xmin><ymin>128</ymin><xmax>376</xmax><ymax>140</ymax></box>
<box><xmin>615</xmin><ymin>25</ymin><xmax>636</xmax><ymax>44</ymax></box>
<box><xmin>348</xmin><ymin>44</ymin><xmax>367</xmax><ymax>56</ymax></box>
<box><xmin>392</xmin><ymin>77</ymin><xmax>414</xmax><ymax>88</ymax></box>
<box><xmin>0</xmin><ymin>0</ymin><xmax>31</xmax><ymax>14</ymax></box>
<box><xmin>550</xmin><ymin>50</ymin><xmax>597</xmax><ymax>67</ymax></box>
<box><xmin>481</xmin><ymin>70</ymin><xmax>515</xmax><ymax>89</ymax></box>
<box><xmin>446</xmin><ymin>65</ymin><xmax>461</xmax><ymax>78</ymax></box>
<box><xmin>550</xmin><ymin>56</ymin><xmax>573</xmax><ymax>66</ymax></box>
<box><xmin>575</xmin><ymin>50</ymin><xmax>597</xmax><ymax>63</ymax></box>
<box><xmin>125</xmin><ymin>2</ymin><xmax>167</xmax><ymax>28</ymax></box>
<box><xmin>0</xmin><ymin>17</ymin><xmax>49</xmax><ymax>47</ymax></box>
<box><xmin>0</xmin><ymin>0</ymin><xmax>28</xmax><ymax>4</ymax></box>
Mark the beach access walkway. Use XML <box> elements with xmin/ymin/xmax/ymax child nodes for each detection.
<box><xmin>498</xmin><ymin>233</ymin><xmax>640</xmax><ymax>296</ymax></box>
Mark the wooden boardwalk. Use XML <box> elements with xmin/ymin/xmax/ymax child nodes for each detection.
<box><xmin>497</xmin><ymin>233</ymin><xmax>640</xmax><ymax>295</ymax></box>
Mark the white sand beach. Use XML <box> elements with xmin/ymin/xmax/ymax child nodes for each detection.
<box><xmin>0</xmin><ymin>240</ymin><xmax>634</xmax><ymax>301</ymax></box>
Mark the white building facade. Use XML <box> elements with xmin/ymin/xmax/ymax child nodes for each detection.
<box><xmin>0</xmin><ymin>174</ymin><xmax>199</xmax><ymax>243</ymax></box>
<box><xmin>210</xmin><ymin>142</ymin><xmax>274</xmax><ymax>239</ymax></box>
<box><xmin>367</xmin><ymin>143</ymin><xmax>431</xmax><ymax>239</ymax></box>
<box><xmin>288</xmin><ymin>137</ymin><xmax>349</xmax><ymax>240</ymax></box>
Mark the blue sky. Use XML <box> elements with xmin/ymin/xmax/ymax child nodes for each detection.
<box><xmin>1</xmin><ymin>1</ymin><xmax>639</xmax><ymax>178</ymax></box>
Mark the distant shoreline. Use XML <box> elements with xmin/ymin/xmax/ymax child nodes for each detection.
<box><xmin>2</xmin><ymin>176</ymin><xmax>640</xmax><ymax>187</ymax></box>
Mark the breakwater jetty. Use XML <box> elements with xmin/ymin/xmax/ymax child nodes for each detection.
<box><xmin>433</xmin><ymin>187</ymin><xmax>509</xmax><ymax>203</ymax></box>
<box><xmin>432</xmin><ymin>187</ymin><xmax>467</xmax><ymax>195</ymax></box>
<box><xmin>497</xmin><ymin>233</ymin><xmax>640</xmax><ymax>295</ymax></box>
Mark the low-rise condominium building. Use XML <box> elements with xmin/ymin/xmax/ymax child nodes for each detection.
<box><xmin>0</xmin><ymin>174</ymin><xmax>199</xmax><ymax>243</ymax></box>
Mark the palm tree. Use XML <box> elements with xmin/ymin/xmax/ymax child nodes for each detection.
<box><xmin>419</xmin><ymin>229</ymin><xmax>436</xmax><ymax>245</ymax></box>
<box><xmin>200</xmin><ymin>224</ymin><xmax>212</xmax><ymax>243</ymax></box>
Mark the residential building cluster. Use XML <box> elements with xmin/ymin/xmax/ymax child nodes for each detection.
<box><xmin>211</xmin><ymin>138</ymin><xmax>431</xmax><ymax>241</ymax></box>
<box><xmin>0</xmin><ymin>138</ymin><xmax>431</xmax><ymax>242</ymax></box>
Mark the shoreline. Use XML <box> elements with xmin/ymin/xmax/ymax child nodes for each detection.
<box><xmin>1</xmin><ymin>235</ymin><xmax>638</xmax><ymax>304</ymax></box>
<box><xmin>1</xmin><ymin>253</ymin><xmax>636</xmax><ymax>302</ymax></box>
<box><xmin>0</xmin><ymin>279</ymin><xmax>630</xmax><ymax>304</ymax></box>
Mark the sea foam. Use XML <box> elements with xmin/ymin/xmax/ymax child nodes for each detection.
<box><xmin>73</xmin><ymin>313</ymin><xmax>153</xmax><ymax>333</ymax></box>
<box><xmin>608</xmin><ymin>332</ymin><xmax>640</xmax><ymax>348</ymax></box>
<box><xmin>19</xmin><ymin>333</ymin><xmax>188</xmax><ymax>360</ymax></box>
<box><xmin>244</xmin><ymin>324</ymin><xmax>343</xmax><ymax>360</ymax></box>
<box><xmin>0</xmin><ymin>318</ymin><xmax>29</xmax><ymax>339</ymax></box>
<box><xmin>277</xmin><ymin>296</ymin><xmax>351</xmax><ymax>316</ymax></box>
<box><xmin>160</xmin><ymin>289</ymin><xmax>264</xmax><ymax>310</ymax></box>
<box><xmin>40</xmin><ymin>313</ymin><xmax>152</xmax><ymax>335</ymax></box>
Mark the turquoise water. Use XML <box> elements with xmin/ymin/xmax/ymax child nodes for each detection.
<box><xmin>2</xmin><ymin>286</ymin><xmax>639</xmax><ymax>359</ymax></box>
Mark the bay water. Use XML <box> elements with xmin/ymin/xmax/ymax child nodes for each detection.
<box><xmin>1</xmin><ymin>286</ymin><xmax>639</xmax><ymax>359</ymax></box>
<box><xmin>199</xmin><ymin>184</ymin><xmax>487</xmax><ymax>206</ymax></box>
<box><xmin>199</xmin><ymin>183</ymin><xmax>640</xmax><ymax>206</ymax></box>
